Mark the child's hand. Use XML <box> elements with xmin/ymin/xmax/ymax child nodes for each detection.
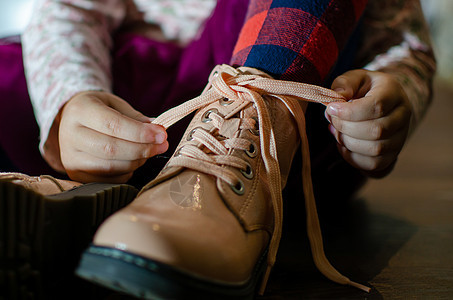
<box><xmin>59</xmin><ymin>91</ymin><xmax>169</xmax><ymax>183</ymax></box>
<box><xmin>326</xmin><ymin>70</ymin><xmax>412</xmax><ymax>178</ymax></box>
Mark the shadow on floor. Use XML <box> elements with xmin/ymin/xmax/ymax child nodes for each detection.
<box><xmin>259</xmin><ymin>195</ymin><xmax>417</xmax><ymax>300</ymax></box>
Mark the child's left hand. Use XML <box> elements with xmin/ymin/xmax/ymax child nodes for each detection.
<box><xmin>326</xmin><ymin>69</ymin><xmax>412</xmax><ymax>178</ymax></box>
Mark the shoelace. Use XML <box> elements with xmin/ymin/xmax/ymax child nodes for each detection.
<box><xmin>150</xmin><ymin>64</ymin><xmax>370</xmax><ymax>293</ymax></box>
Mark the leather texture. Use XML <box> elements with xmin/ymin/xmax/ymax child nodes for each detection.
<box><xmin>0</xmin><ymin>172</ymin><xmax>81</xmax><ymax>195</ymax></box>
<box><xmin>92</xmin><ymin>67</ymin><xmax>306</xmax><ymax>285</ymax></box>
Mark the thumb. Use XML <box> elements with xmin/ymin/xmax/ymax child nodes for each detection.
<box><xmin>100</xmin><ymin>92</ymin><xmax>152</xmax><ymax>123</ymax></box>
<box><xmin>331</xmin><ymin>69</ymin><xmax>369</xmax><ymax>101</ymax></box>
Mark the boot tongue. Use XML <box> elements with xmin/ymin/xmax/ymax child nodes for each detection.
<box><xmin>218</xmin><ymin>118</ymin><xmax>240</xmax><ymax>138</ymax></box>
<box><xmin>235</xmin><ymin>65</ymin><xmax>273</xmax><ymax>78</ymax></box>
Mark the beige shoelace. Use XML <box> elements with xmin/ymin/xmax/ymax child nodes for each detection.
<box><xmin>151</xmin><ymin>64</ymin><xmax>370</xmax><ymax>293</ymax></box>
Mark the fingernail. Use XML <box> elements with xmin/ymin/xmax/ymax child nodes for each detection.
<box><xmin>155</xmin><ymin>132</ymin><xmax>166</xmax><ymax>144</ymax></box>
<box><xmin>334</xmin><ymin>88</ymin><xmax>345</xmax><ymax>93</ymax></box>
<box><xmin>328</xmin><ymin>103</ymin><xmax>340</xmax><ymax>116</ymax></box>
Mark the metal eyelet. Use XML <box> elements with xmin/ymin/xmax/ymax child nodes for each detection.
<box><xmin>230</xmin><ymin>179</ymin><xmax>245</xmax><ymax>195</ymax></box>
<box><xmin>249</xmin><ymin>117</ymin><xmax>259</xmax><ymax>136</ymax></box>
<box><xmin>219</xmin><ymin>97</ymin><xmax>234</xmax><ymax>106</ymax></box>
<box><xmin>187</xmin><ymin>127</ymin><xmax>201</xmax><ymax>141</ymax></box>
<box><xmin>245</xmin><ymin>142</ymin><xmax>257</xmax><ymax>158</ymax></box>
<box><xmin>202</xmin><ymin>108</ymin><xmax>218</xmax><ymax>123</ymax></box>
<box><xmin>174</xmin><ymin>146</ymin><xmax>184</xmax><ymax>157</ymax></box>
<box><xmin>240</xmin><ymin>163</ymin><xmax>254</xmax><ymax>179</ymax></box>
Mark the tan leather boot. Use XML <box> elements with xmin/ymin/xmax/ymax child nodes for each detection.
<box><xmin>0</xmin><ymin>172</ymin><xmax>138</xmax><ymax>299</ymax></box>
<box><xmin>76</xmin><ymin>65</ymin><xmax>369</xmax><ymax>299</ymax></box>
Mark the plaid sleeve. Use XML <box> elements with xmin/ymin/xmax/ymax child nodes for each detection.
<box><xmin>230</xmin><ymin>0</ymin><xmax>368</xmax><ymax>84</ymax></box>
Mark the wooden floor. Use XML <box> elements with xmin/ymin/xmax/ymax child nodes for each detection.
<box><xmin>261</xmin><ymin>78</ymin><xmax>453</xmax><ymax>299</ymax></box>
<box><xmin>55</xmin><ymin>78</ymin><xmax>453</xmax><ymax>300</ymax></box>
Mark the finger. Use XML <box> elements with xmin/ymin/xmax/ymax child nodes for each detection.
<box><xmin>331</xmin><ymin>69</ymin><xmax>370</xmax><ymax>100</ymax></box>
<box><xmin>63</xmin><ymin>150</ymin><xmax>149</xmax><ymax>177</ymax></box>
<box><xmin>337</xmin><ymin>144</ymin><xmax>397</xmax><ymax>174</ymax></box>
<box><xmin>73</xmin><ymin>126</ymin><xmax>169</xmax><ymax>160</ymax></box>
<box><xmin>69</xmin><ymin>98</ymin><xmax>167</xmax><ymax>144</ymax></box>
<box><xmin>66</xmin><ymin>169</ymin><xmax>134</xmax><ymax>184</ymax></box>
<box><xmin>327</xmin><ymin>70</ymin><xmax>405</xmax><ymax>121</ymax></box>
<box><xmin>327</xmin><ymin>93</ymin><xmax>402</xmax><ymax>122</ymax></box>
<box><xmin>102</xmin><ymin>93</ymin><xmax>152</xmax><ymax>123</ymax></box>
<box><xmin>330</xmin><ymin>105</ymin><xmax>411</xmax><ymax>140</ymax></box>
<box><xmin>330</xmin><ymin>124</ymin><xmax>406</xmax><ymax>157</ymax></box>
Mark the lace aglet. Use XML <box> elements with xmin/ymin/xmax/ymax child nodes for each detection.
<box><xmin>349</xmin><ymin>280</ymin><xmax>371</xmax><ymax>293</ymax></box>
<box><xmin>258</xmin><ymin>266</ymin><xmax>272</xmax><ymax>295</ymax></box>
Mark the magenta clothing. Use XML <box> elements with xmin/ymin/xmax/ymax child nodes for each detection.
<box><xmin>0</xmin><ymin>0</ymin><xmax>249</xmax><ymax>178</ymax></box>
<box><xmin>0</xmin><ymin>39</ymin><xmax>52</xmax><ymax>175</ymax></box>
<box><xmin>22</xmin><ymin>0</ymin><xmax>435</xmax><ymax>171</ymax></box>
<box><xmin>0</xmin><ymin>0</ymin><xmax>435</xmax><ymax>198</ymax></box>
<box><xmin>0</xmin><ymin>0</ymin><xmax>358</xmax><ymax>196</ymax></box>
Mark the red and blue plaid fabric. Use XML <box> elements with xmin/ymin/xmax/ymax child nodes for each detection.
<box><xmin>230</xmin><ymin>0</ymin><xmax>368</xmax><ymax>84</ymax></box>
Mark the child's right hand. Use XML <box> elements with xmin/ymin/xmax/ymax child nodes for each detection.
<box><xmin>58</xmin><ymin>91</ymin><xmax>169</xmax><ymax>183</ymax></box>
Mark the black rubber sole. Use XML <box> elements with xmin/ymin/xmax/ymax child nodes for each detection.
<box><xmin>0</xmin><ymin>181</ymin><xmax>138</xmax><ymax>300</ymax></box>
<box><xmin>76</xmin><ymin>245</ymin><xmax>266</xmax><ymax>300</ymax></box>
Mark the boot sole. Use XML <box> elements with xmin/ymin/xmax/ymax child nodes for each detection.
<box><xmin>0</xmin><ymin>181</ymin><xmax>138</xmax><ymax>300</ymax></box>
<box><xmin>76</xmin><ymin>245</ymin><xmax>266</xmax><ymax>300</ymax></box>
